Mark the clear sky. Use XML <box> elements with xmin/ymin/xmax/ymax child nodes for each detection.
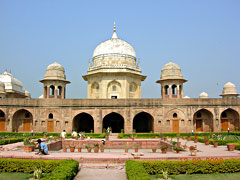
<box><xmin>0</xmin><ymin>0</ymin><xmax>239</xmax><ymax>99</ymax></box>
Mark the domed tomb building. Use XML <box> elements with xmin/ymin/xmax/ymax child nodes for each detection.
<box><xmin>83</xmin><ymin>23</ymin><xmax>146</xmax><ymax>99</ymax></box>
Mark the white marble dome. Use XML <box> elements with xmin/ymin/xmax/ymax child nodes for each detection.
<box><xmin>44</xmin><ymin>62</ymin><xmax>66</xmax><ymax>80</ymax></box>
<box><xmin>91</xmin><ymin>23</ymin><xmax>137</xmax><ymax>68</ymax></box>
<box><xmin>199</xmin><ymin>92</ymin><xmax>208</xmax><ymax>98</ymax></box>
<box><xmin>160</xmin><ymin>62</ymin><xmax>184</xmax><ymax>80</ymax></box>
<box><xmin>93</xmin><ymin>38</ymin><xmax>136</xmax><ymax>58</ymax></box>
<box><xmin>222</xmin><ymin>82</ymin><xmax>238</xmax><ymax>95</ymax></box>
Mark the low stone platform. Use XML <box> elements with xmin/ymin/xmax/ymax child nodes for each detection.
<box><xmin>0</xmin><ymin>139</ymin><xmax>240</xmax><ymax>163</ymax></box>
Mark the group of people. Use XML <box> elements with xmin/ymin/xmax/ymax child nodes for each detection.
<box><xmin>60</xmin><ymin>130</ymin><xmax>85</xmax><ymax>139</ymax></box>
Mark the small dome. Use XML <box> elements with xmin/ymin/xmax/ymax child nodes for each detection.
<box><xmin>0</xmin><ymin>81</ymin><xmax>5</xmax><ymax>92</ymax></box>
<box><xmin>199</xmin><ymin>92</ymin><xmax>208</xmax><ymax>98</ymax></box>
<box><xmin>221</xmin><ymin>82</ymin><xmax>238</xmax><ymax>95</ymax></box>
<box><xmin>184</xmin><ymin>96</ymin><xmax>190</xmax><ymax>98</ymax></box>
<box><xmin>160</xmin><ymin>62</ymin><xmax>185</xmax><ymax>80</ymax></box>
<box><xmin>43</xmin><ymin>62</ymin><xmax>66</xmax><ymax>81</ymax></box>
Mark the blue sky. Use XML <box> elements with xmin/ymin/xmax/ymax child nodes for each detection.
<box><xmin>0</xmin><ymin>0</ymin><xmax>239</xmax><ymax>98</ymax></box>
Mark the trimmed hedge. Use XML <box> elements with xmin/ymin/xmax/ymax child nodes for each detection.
<box><xmin>0</xmin><ymin>158</ymin><xmax>79</xmax><ymax>179</ymax></box>
<box><xmin>0</xmin><ymin>137</ymin><xmax>24</xmax><ymax>145</ymax></box>
<box><xmin>143</xmin><ymin>159</ymin><xmax>240</xmax><ymax>175</ymax></box>
<box><xmin>126</xmin><ymin>160</ymin><xmax>150</xmax><ymax>180</ymax></box>
<box><xmin>119</xmin><ymin>132</ymin><xmax>240</xmax><ymax>139</ymax></box>
<box><xmin>126</xmin><ymin>159</ymin><xmax>240</xmax><ymax>177</ymax></box>
<box><xmin>191</xmin><ymin>136</ymin><xmax>240</xmax><ymax>148</ymax></box>
<box><xmin>42</xmin><ymin>159</ymin><xmax>79</xmax><ymax>180</ymax></box>
<box><xmin>0</xmin><ymin>159</ymin><xmax>62</xmax><ymax>173</ymax></box>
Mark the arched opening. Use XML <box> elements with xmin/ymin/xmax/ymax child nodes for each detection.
<box><xmin>133</xmin><ymin>112</ymin><xmax>154</xmax><ymax>133</ymax></box>
<box><xmin>50</xmin><ymin>85</ymin><xmax>55</xmax><ymax>97</ymax></box>
<box><xmin>73</xmin><ymin>113</ymin><xmax>94</xmax><ymax>133</ymax></box>
<box><xmin>103</xmin><ymin>112</ymin><xmax>124</xmax><ymax>133</ymax></box>
<box><xmin>48</xmin><ymin>113</ymin><xmax>53</xmax><ymax>119</ymax></box>
<box><xmin>107</xmin><ymin>81</ymin><xmax>121</xmax><ymax>99</ymax></box>
<box><xmin>173</xmin><ymin>113</ymin><xmax>178</xmax><ymax>118</ymax></box>
<box><xmin>12</xmin><ymin>109</ymin><xmax>33</xmax><ymax>132</ymax></box>
<box><xmin>58</xmin><ymin>86</ymin><xmax>62</xmax><ymax>96</ymax></box>
<box><xmin>0</xmin><ymin>110</ymin><xmax>5</xmax><ymax>132</ymax></box>
<box><xmin>172</xmin><ymin>85</ymin><xmax>177</xmax><ymax>95</ymax></box>
<box><xmin>193</xmin><ymin>109</ymin><xmax>213</xmax><ymax>132</ymax></box>
<box><xmin>221</xmin><ymin>109</ymin><xmax>239</xmax><ymax>131</ymax></box>
<box><xmin>164</xmin><ymin>85</ymin><xmax>169</xmax><ymax>95</ymax></box>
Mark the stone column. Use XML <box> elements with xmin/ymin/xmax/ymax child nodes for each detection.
<box><xmin>169</xmin><ymin>85</ymin><xmax>172</xmax><ymax>98</ymax></box>
<box><xmin>162</xmin><ymin>86</ymin><xmax>165</xmax><ymax>98</ymax></box>
<box><xmin>61</xmin><ymin>86</ymin><xmax>65</xmax><ymax>99</ymax></box>
<box><xmin>46</xmin><ymin>86</ymin><xmax>50</xmax><ymax>99</ymax></box>
<box><xmin>43</xmin><ymin>86</ymin><xmax>46</xmax><ymax>98</ymax></box>
<box><xmin>54</xmin><ymin>86</ymin><xmax>58</xmax><ymax>98</ymax></box>
<box><xmin>177</xmin><ymin>85</ymin><xmax>180</xmax><ymax>98</ymax></box>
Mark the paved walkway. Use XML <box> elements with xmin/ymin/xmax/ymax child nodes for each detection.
<box><xmin>0</xmin><ymin>139</ymin><xmax>240</xmax><ymax>163</ymax></box>
<box><xmin>74</xmin><ymin>164</ymin><xmax>127</xmax><ymax>180</ymax></box>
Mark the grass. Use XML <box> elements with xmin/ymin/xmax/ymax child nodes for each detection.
<box><xmin>151</xmin><ymin>172</ymin><xmax>240</xmax><ymax>180</ymax></box>
<box><xmin>0</xmin><ymin>172</ymin><xmax>32</xmax><ymax>180</ymax></box>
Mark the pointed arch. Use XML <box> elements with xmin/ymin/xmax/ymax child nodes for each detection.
<box><xmin>103</xmin><ymin>112</ymin><xmax>124</xmax><ymax>133</ymax></box>
<box><xmin>12</xmin><ymin>109</ymin><xmax>33</xmax><ymax>132</ymax></box>
<box><xmin>221</xmin><ymin>108</ymin><xmax>239</xmax><ymax>131</ymax></box>
<box><xmin>133</xmin><ymin>112</ymin><xmax>154</xmax><ymax>133</ymax></box>
<box><xmin>193</xmin><ymin>109</ymin><xmax>213</xmax><ymax>132</ymax></box>
<box><xmin>73</xmin><ymin>113</ymin><xmax>94</xmax><ymax>133</ymax></box>
<box><xmin>0</xmin><ymin>110</ymin><xmax>5</xmax><ymax>132</ymax></box>
<box><xmin>107</xmin><ymin>81</ymin><xmax>121</xmax><ymax>99</ymax></box>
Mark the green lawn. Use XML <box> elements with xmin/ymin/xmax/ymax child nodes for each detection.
<box><xmin>151</xmin><ymin>172</ymin><xmax>240</xmax><ymax>180</ymax></box>
<box><xmin>0</xmin><ymin>172</ymin><xmax>32</xmax><ymax>180</ymax></box>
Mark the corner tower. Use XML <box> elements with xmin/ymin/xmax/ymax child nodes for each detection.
<box><xmin>156</xmin><ymin>62</ymin><xmax>187</xmax><ymax>99</ymax></box>
<box><xmin>40</xmin><ymin>62</ymin><xmax>70</xmax><ymax>99</ymax></box>
<box><xmin>83</xmin><ymin>23</ymin><xmax>146</xmax><ymax>99</ymax></box>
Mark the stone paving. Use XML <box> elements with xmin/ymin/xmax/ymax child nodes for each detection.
<box><xmin>1</xmin><ymin>139</ymin><xmax>240</xmax><ymax>180</ymax></box>
<box><xmin>0</xmin><ymin>139</ymin><xmax>240</xmax><ymax>163</ymax></box>
<box><xmin>74</xmin><ymin>164</ymin><xmax>127</xmax><ymax>180</ymax></box>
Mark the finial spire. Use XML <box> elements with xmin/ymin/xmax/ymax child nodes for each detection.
<box><xmin>113</xmin><ymin>21</ymin><xmax>116</xmax><ymax>32</ymax></box>
<box><xmin>112</xmin><ymin>21</ymin><xmax>118</xmax><ymax>39</ymax></box>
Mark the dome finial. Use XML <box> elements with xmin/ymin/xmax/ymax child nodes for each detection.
<box><xmin>113</xmin><ymin>21</ymin><xmax>116</xmax><ymax>32</ymax></box>
<box><xmin>112</xmin><ymin>21</ymin><xmax>118</xmax><ymax>39</ymax></box>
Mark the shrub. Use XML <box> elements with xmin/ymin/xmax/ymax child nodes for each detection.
<box><xmin>0</xmin><ymin>158</ymin><xmax>79</xmax><ymax>180</ymax></box>
<box><xmin>126</xmin><ymin>160</ymin><xmax>150</xmax><ymax>180</ymax></box>
<box><xmin>0</xmin><ymin>159</ymin><xmax>62</xmax><ymax>173</ymax></box>
<box><xmin>42</xmin><ymin>159</ymin><xmax>79</xmax><ymax>180</ymax></box>
<box><xmin>142</xmin><ymin>159</ymin><xmax>240</xmax><ymax>175</ymax></box>
<box><xmin>0</xmin><ymin>137</ymin><xmax>24</xmax><ymax>145</ymax></box>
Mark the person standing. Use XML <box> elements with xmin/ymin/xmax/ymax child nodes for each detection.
<box><xmin>61</xmin><ymin>130</ymin><xmax>66</xmax><ymax>139</ymax></box>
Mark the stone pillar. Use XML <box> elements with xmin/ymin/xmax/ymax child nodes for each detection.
<box><xmin>177</xmin><ymin>85</ymin><xmax>180</xmax><ymax>99</ymax></box>
<box><xmin>162</xmin><ymin>86</ymin><xmax>165</xmax><ymax>98</ymax></box>
<box><xmin>43</xmin><ymin>86</ymin><xmax>46</xmax><ymax>98</ymax></box>
<box><xmin>46</xmin><ymin>86</ymin><xmax>50</xmax><ymax>99</ymax></box>
<box><xmin>61</xmin><ymin>86</ymin><xmax>65</xmax><ymax>99</ymax></box>
<box><xmin>54</xmin><ymin>86</ymin><xmax>58</xmax><ymax>98</ymax></box>
<box><xmin>169</xmin><ymin>85</ymin><xmax>172</xmax><ymax>98</ymax></box>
